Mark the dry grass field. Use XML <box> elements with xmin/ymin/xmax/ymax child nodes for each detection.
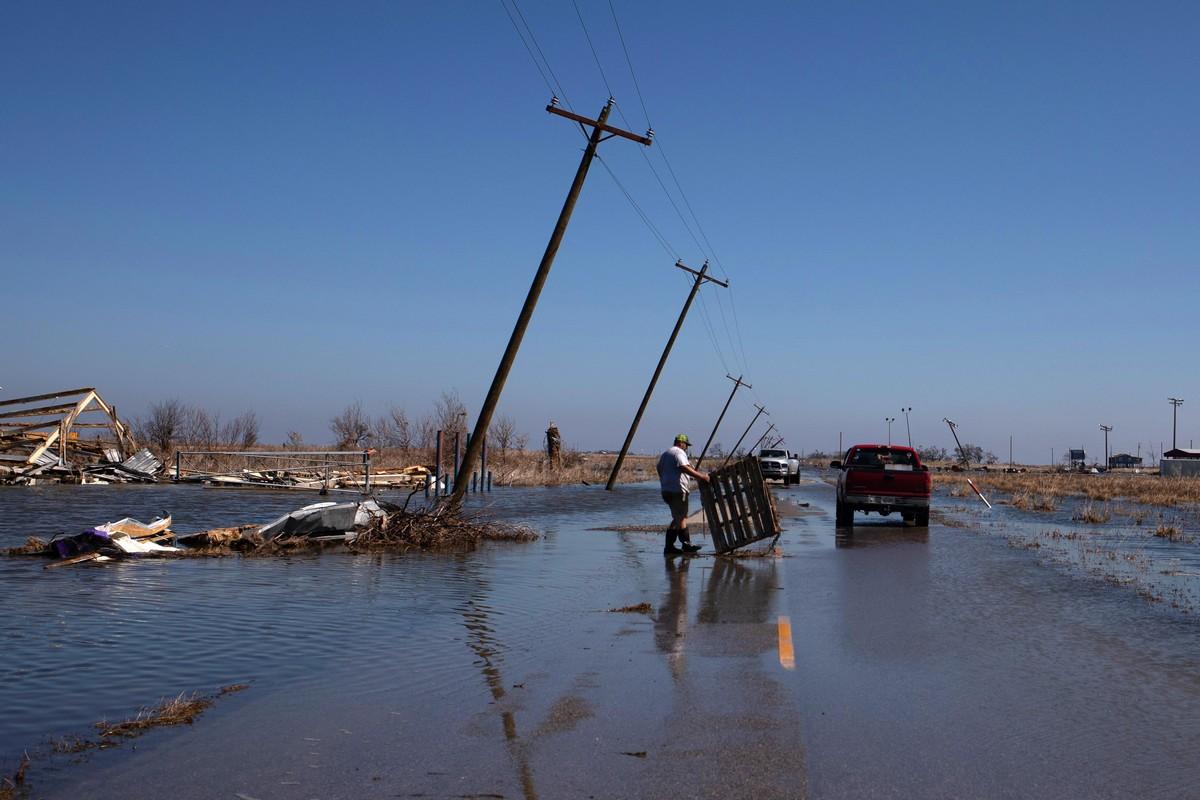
<box><xmin>936</xmin><ymin>471</ymin><xmax>1200</xmax><ymax>508</ymax></box>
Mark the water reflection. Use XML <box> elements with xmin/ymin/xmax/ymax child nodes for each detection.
<box><xmin>835</xmin><ymin>520</ymin><xmax>929</xmax><ymax>548</ymax></box>
<box><xmin>698</xmin><ymin>557</ymin><xmax>777</xmax><ymax>627</ymax></box>
<box><xmin>654</xmin><ymin>558</ymin><xmax>690</xmax><ymax>681</ymax></box>
<box><xmin>455</xmin><ymin>559</ymin><xmax>539</xmax><ymax>800</ymax></box>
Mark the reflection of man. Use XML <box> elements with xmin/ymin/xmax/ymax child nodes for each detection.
<box><xmin>656</xmin><ymin>434</ymin><xmax>710</xmax><ymax>555</ymax></box>
<box><xmin>654</xmin><ymin>557</ymin><xmax>690</xmax><ymax>680</ymax></box>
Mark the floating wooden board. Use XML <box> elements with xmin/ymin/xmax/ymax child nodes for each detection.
<box><xmin>699</xmin><ymin>456</ymin><xmax>781</xmax><ymax>553</ymax></box>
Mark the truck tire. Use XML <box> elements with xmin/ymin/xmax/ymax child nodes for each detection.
<box><xmin>915</xmin><ymin>509</ymin><xmax>930</xmax><ymax>527</ymax></box>
<box><xmin>835</xmin><ymin>501</ymin><xmax>852</xmax><ymax>526</ymax></box>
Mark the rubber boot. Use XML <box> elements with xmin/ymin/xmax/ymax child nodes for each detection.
<box><xmin>663</xmin><ymin>530</ymin><xmax>682</xmax><ymax>555</ymax></box>
<box><xmin>678</xmin><ymin>530</ymin><xmax>701</xmax><ymax>554</ymax></box>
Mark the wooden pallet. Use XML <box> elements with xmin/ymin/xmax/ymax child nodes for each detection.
<box><xmin>699</xmin><ymin>456</ymin><xmax>781</xmax><ymax>553</ymax></box>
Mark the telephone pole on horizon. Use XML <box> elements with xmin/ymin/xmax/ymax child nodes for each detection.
<box><xmin>1169</xmin><ymin>398</ymin><xmax>1184</xmax><ymax>450</ymax></box>
<box><xmin>695</xmin><ymin>374</ymin><xmax>751</xmax><ymax>469</ymax></box>
<box><xmin>606</xmin><ymin>260</ymin><xmax>728</xmax><ymax>490</ymax></box>
<box><xmin>1100</xmin><ymin>424</ymin><xmax>1113</xmax><ymax>469</ymax></box>
<box><xmin>451</xmin><ymin>98</ymin><xmax>652</xmax><ymax>506</ymax></box>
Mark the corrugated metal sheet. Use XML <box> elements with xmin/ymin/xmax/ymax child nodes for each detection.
<box><xmin>121</xmin><ymin>448</ymin><xmax>162</xmax><ymax>476</ymax></box>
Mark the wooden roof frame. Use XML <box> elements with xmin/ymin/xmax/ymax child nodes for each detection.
<box><xmin>0</xmin><ymin>388</ymin><xmax>137</xmax><ymax>466</ymax></box>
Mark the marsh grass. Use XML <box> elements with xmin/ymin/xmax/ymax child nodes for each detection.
<box><xmin>96</xmin><ymin>692</ymin><xmax>216</xmax><ymax>739</ymax></box>
<box><xmin>0</xmin><ymin>754</ymin><xmax>28</xmax><ymax>800</ymax></box>
<box><xmin>937</xmin><ymin>472</ymin><xmax>1200</xmax><ymax>508</ymax></box>
<box><xmin>1010</xmin><ymin>491</ymin><xmax>1058</xmax><ymax>512</ymax></box>
<box><xmin>609</xmin><ymin>603</ymin><xmax>653</xmax><ymax>614</ymax></box>
<box><xmin>1073</xmin><ymin>503</ymin><xmax>1112</xmax><ymax>524</ymax></box>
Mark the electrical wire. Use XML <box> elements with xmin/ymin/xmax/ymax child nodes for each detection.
<box><xmin>572</xmin><ymin>0</ymin><xmax>615</xmax><ymax>100</ymax></box>
<box><xmin>506</xmin><ymin>0</ymin><xmax>574</xmax><ymax>111</ymax></box>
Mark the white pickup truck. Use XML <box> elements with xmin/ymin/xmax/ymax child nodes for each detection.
<box><xmin>758</xmin><ymin>448</ymin><xmax>800</xmax><ymax>484</ymax></box>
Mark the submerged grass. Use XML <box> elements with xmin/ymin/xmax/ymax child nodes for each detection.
<box><xmin>0</xmin><ymin>754</ymin><xmax>29</xmax><ymax>800</ymax></box>
<box><xmin>609</xmin><ymin>603</ymin><xmax>653</xmax><ymax>614</ymax></box>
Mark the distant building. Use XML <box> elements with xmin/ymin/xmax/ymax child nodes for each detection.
<box><xmin>1161</xmin><ymin>448</ymin><xmax>1200</xmax><ymax>477</ymax></box>
<box><xmin>1068</xmin><ymin>449</ymin><xmax>1086</xmax><ymax>470</ymax></box>
<box><xmin>1108</xmin><ymin>453</ymin><xmax>1142</xmax><ymax>469</ymax></box>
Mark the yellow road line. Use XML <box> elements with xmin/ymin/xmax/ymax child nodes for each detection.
<box><xmin>777</xmin><ymin>615</ymin><xmax>795</xmax><ymax>670</ymax></box>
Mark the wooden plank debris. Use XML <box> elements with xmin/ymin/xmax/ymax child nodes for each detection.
<box><xmin>699</xmin><ymin>455</ymin><xmax>781</xmax><ymax>553</ymax></box>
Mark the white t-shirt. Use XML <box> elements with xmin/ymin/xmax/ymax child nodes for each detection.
<box><xmin>657</xmin><ymin>446</ymin><xmax>691</xmax><ymax>494</ymax></box>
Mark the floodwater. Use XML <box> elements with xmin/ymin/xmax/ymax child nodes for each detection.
<box><xmin>1</xmin><ymin>477</ymin><xmax>1199</xmax><ymax>798</ymax></box>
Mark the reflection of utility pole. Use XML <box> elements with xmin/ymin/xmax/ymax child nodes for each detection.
<box><xmin>1169</xmin><ymin>397</ymin><xmax>1184</xmax><ymax>450</ymax></box>
<box><xmin>606</xmin><ymin>260</ymin><xmax>728</xmax><ymax>490</ymax></box>
<box><xmin>885</xmin><ymin>417</ymin><xmax>895</xmax><ymax>445</ymax></box>
<box><xmin>724</xmin><ymin>405</ymin><xmax>767</xmax><ymax>466</ymax></box>
<box><xmin>749</xmin><ymin>423</ymin><xmax>778</xmax><ymax>455</ymax></box>
<box><xmin>451</xmin><ymin>98</ymin><xmax>652</xmax><ymax>507</ymax></box>
<box><xmin>1100</xmin><ymin>424</ymin><xmax>1112</xmax><ymax>469</ymax></box>
<box><xmin>695</xmin><ymin>374</ymin><xmax>750</xmax><ymax>470</ymax></box>
<box><xmin>901</xmin><ymin>407</ymin><xmax>912</xmax><ymax>447</ymax></box>
<box><xmin>944</xmin><ymin>418</ymin><xmax>968</xmax><ymax>467</ymax></box>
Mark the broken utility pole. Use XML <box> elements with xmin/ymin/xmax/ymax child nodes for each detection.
<box><xmin>943</xmin><ymin>417</ymin><xmax>968</xmax><ymax>467</ymax></box>
<box><xmin>694</xmin><ymin>374</ymin><xmax>750</xmax><ymax>470</ymax></box>
<box><xmin>724</xmin><ymin>404</ymin><xmax>767</xmax><ymax>466</ymax></box>
<box><xmin>449</xmin><ymin>98</ymin><xmax>652</xmax><ymax>507</ymax></box>
<box><xmin>605</xmin><ymin>260</ymin><xmax>729</xmax><ymax>490</ymax></box>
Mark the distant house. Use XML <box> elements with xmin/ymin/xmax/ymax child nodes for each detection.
<box><xmin>1108</xmin><ymin>453</ymin><xmax>1142</xmax><ymax>469</ymax></box>
<box><xmin>1068</xmin><ymin>449</ymin><xmax>1086</xmax><ymax>470</ymax></box>
<box><xmin>1161</xmin><ymin>448</ymin><xmax>1200</xmax><ymax>477</ymax></box>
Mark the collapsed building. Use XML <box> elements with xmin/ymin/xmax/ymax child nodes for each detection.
<box><xmin>0</xmin><ymin>388</ymin><xmax>160</xmax><ymax>485</ymax></box>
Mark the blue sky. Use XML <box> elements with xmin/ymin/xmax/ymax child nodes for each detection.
<box><xmin>3</xmin><ymin>1</ymin><xmax>1197</xmax><ymax>461</ymax></box>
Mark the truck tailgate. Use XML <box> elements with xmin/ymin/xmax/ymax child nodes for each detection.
<box><xmin>846</xmin><ymin>465</ymin><xmax>928</xmax><ymax>497</ymax></box>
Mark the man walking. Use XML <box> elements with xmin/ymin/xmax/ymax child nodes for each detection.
<box><xmin>656</xmin><ymin>434</ymin><xmax>710</xmax><ymax>555</ymax></box>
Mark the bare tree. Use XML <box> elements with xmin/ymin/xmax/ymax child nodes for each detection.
<box><xmin>331</xmin><ymin>402</ymin><xmax>371</xmax><ymax>449</ymax></box>
<box><xmin>221</xmin><ymin>410</ymin><xmax>259</xmax><ymax>449</ymax></box>
<box><xmin>373</xmin><ymin>406</ymin><xmax>413</xmax><ymax>449</ymax></box>
<box><xmin>414</xmin><ymin>414</ymin><xmax>437</xmax><ymax>450</ymax></box>
<box><xmin>182</xmin><ymin>407</ymin><xmax>220</xmax><ymax>449</ymax></box>
<box><xmin>433</xmin><ymin>390</ymin><xmax>468</xmax><ymax>440</ymax></box>
<box><xmin>285</xmin><ymin>431</ymin><xmax>305</xmax><ymax>450</ymax></box>
<box><xmin>489</xmin><ymin>414</ymin><xmax>518</xmax><ymax>455</ymax></box>
<box><xmin>135</xmin><ymin>399</ymin><xmax>186</xmax><ymax>455</ymax></box>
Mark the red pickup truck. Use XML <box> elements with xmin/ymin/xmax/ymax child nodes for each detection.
<box><xmin>831</xmin><ymin>445</ymin><xmax>931</xmax><ymax>526</ymax></box>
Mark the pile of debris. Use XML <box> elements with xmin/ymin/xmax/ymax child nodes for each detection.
<box><xmin>183</xmin><ymin>464</ymin><xmax>430</xmax><ymax>491</ymax></box>
<box><xmin>5</xmin><ymin>500</ymin><xmax>535</xmax><ymax>566</ymax></box>
<box><xmin>0</xmin><ymin>388</ymin><xmax>160</xmax><ymax>485</ymax></box>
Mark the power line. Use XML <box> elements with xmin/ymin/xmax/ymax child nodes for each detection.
<box><xmin>594</xmin><ymin>153</ymin><xmax>677</xmax><ymax>260</ymax></box>
<box><xmin>497</xmin><ymin>0</ymin><xmax>556</xmax><ymax>99</ymax></box>
<box><xmin>572</xmin><ymin>0</ymin><xmax>614</xmax><ymax>100</ymax></box>
<box><xmin>506</xmin><ymin>0</ymin><xmax>574</xmax><ymax>111</ymax></box>
<box><xmin>608</xmin><ymin>0</ymin><xmax>653</xmax><ymax>129</ymax></box>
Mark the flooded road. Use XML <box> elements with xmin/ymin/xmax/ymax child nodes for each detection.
<box><xmin>2</xmin><ymin>479</ymin><xmax>1198</xmax><ymax>798</ymax></box>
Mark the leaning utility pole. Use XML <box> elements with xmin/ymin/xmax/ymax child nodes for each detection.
<box><xmin>944</xmin><ymin>417</ymin><xmax>968</xmax><ymax>467</ymax></box>
<box><xmin>450</xmin><ymin>98</ymin><xmax>652</xmax><ymax>506</ymax></box>
<box><xmin>606</xmin><ymin>260</ymin><xmax>728</xmax><ymax>489</ymax></box>
<box><xmin>749</xmin><ymin>423</ymin><xmax>777</xmax><ymax>455</ymax></box>
<box><xmin>695</xmin><ymin>374</ymin><xmax>750</xmax><ymax>469</ymax></box>
<box><xmin>724</xmin><ymin>404</ymin><xmax>767</xmax><ymax>466</ymax></box>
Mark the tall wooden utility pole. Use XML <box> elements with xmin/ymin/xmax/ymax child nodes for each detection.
<box><xmin>695</xmin><ymin>374</ymin><xmax>750</xmax><ymax>469</ymax></box>
<box><xmin>724</xmin><ymin>404</ymin><xmax>767</xmax><ymax>466</ymax></box>
<box><xmin>749</xmin><ymin>423</ymin><xmax>777</xmax><ymax>455</ymax></box>
<box><xmin>605</xmin><ymin>260</ymin><xmax>729</xmax><ymax>490</ymax></box>
<box><xmin>449</xmin><ymin>98</ymin><xmax>652</xmax><ymax>507</ymax></box>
